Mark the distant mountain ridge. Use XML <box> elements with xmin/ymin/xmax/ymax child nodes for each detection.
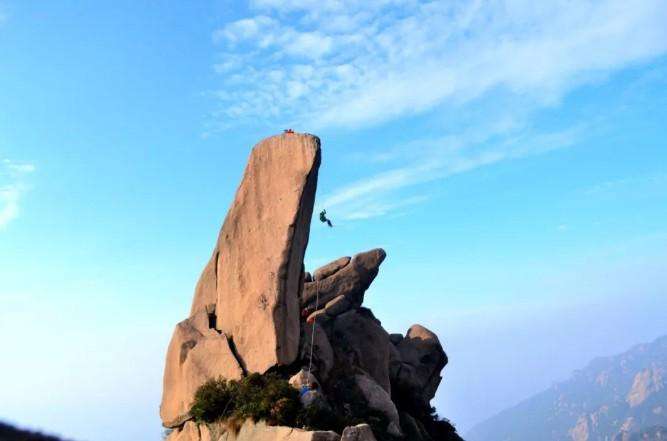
<box><xmin>467</xmin><ymin>335</ymin><xmax>667</xmax><ymax>441</ymax></box>
<box><xmin>0</xmin><ymin>421</ymin><xmax>69</xmax><ymax>441</ymax></box>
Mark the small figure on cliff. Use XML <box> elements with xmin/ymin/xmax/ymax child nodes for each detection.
<box><xmin>299</xmin><ymin>381</ymin><xmax>320</xmax><ymax>407</ymax></box>
<box><xmin>284</xmin><ymin>128</ymin><xmax>294</xmax><ymax>134</ymax></box>
<box><xmin>319</xmin><ymin>209</ymin><xmax>333</xmax><ymax>227</ymax></box>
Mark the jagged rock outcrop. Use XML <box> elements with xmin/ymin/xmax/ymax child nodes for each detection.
<box><xmin>301</xmin><ymin>249</ymin><xmax>386</xmax><ymax>314</ymax></box>
<box><xmin>340</xmin><ymin>424</ymin><xmax>377</xmax><ymax>441</ymax></box>
<box><xmin>162</xmin><ymin>132</ymin><xmax>320</xmax><ymax>427</ymax></box>
<box><xmin>299</xmin><ymin>321</ymin><xmax>334</xmax><ymax>382</ymax></box>
<box><xmin>160</xmin><ymin>132</ymin><xmax>461</xmax><ymax>441</ymax></box>
<box><xmin>354</xmin><ymin>373</ymin><xmax>402</xmax><ymax>436</ymax></box>
<box><xmin>393</xmin><ymin>325</ymin><xmax>447</xmax><ymax>409</ymax></box>
<box><xmin>161</xmin><ymin>309</ymin><xmax>244</xmax><ymax>427</ymax></box>
<box><xmin>330</xmin><ymin>309</ymin><xmax>392</xmax><ymax>393</ymax></box>
<box><xmin>190</xmin><ymin>133</ymin><xmax>321</xmax><ymax>374</ymax></box>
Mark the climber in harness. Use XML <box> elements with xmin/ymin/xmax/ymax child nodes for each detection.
<box><xmin>299</xmin><ymin>381</ymin><xmax>320</xmax><ymax>407</ymax></box>
<box><xmin>319</xmin><ymin>209</ymin><xmax>333</xmax><ymax>227</ymax></box>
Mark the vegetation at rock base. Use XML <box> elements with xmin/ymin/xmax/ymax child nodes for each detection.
<box><xmin>190</xmin><ymin>373</ymin><xmax>301</xmax><ymax>427</ymax></box>
<box><xmin>190</xmin><ymin>372</ymin><xmax>397</xmax><ymax>440</ymax></box>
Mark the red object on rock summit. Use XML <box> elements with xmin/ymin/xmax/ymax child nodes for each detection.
<box><xmin>284</xmin><ymin>129</ymin><xmax>295</xmax><ymax>134</ymax></box>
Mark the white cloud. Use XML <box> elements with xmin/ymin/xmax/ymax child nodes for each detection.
<box><xmin>207</xmin><ymin>0</ymin><xmax>667</xmax><ymax>219</ymax></box>
<box><xmin>213</xmin><ymin>15</ymin><xmax>276</xmax><ymax>43</ymax></box>
<box><xmin>319</xmin><ymin>123</ymin><xmax>581</xmax><ymax>220</ymax></box>
<box><xmin>209</xmin><ymin>0</ymin><xmax>667</xmax><ymax>128</ymax></box>
<box><xmin>0</xmin><ymin>185</ymin><xmax>20</xmax><ymax>227</ymax></box>
<box><xmin>0</xmin><ymin>159</ymin><xmax>35</xmax><ymax>230</ymax></box>
<box><xmin>340</xmin><ymin>195</ymin><xmax>430</xmax><ymax>220</ymax></box>
<box><xmin>584</xmin><ymin>173</ymin><xmax>667</xmax><ymax>198</ymax></box>
<box><xmin>3</xmin><ymin>160</ymin><xmax>35</xmax><ymax>174</ymax></box>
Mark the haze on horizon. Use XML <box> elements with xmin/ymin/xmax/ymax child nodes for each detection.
<box><xmin>0</xmin><ymin>1</ymin><xmax>666</xmax><ymax>440</ymax></box>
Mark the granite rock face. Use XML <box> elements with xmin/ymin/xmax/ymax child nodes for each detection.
<box><xmin>187</xmin><ymin>133</ymin><xmax>320</xmax><ymax>373</ymax></box>
<box><xmin>394</xmin><ymin>324</ymin><xmax>448</xmax><ymax>408</ymax></box>
<box><xmin>214</xmin><ymin>133</ymin><xmax>321</xmax><ymax>373</ymax></box>
<box><xmin>354</xmin><ymin>373</ymin><xmax>402</xmax><ymax>437</ymax></box>
<box><xmin>161</xmin><ymin>310</ymin><xmax>244</xmax><ymax>428</ymax></box>
<box><xmin>167</xmin><ymin>421</ymin><xmax>340</xmax><ymax>441</ymax></box>
<box><xmin>330</xmin><ymin>309</ymin><xmax>392</xmax><ymax>393</ymax></box>
<box><xmin>301</xmin><ymin>249</ymin><xmax>386</xmax><ymax>314</ymax></box>
<box><xmin>190</xmin><ymin>247</ymin><xmax>218</xmax><ymax>317</ymax></box>
<box><xmin>162</xmin><ymin>132</ymin><xmax>321</xmax><ymax>426</ymax></box>
<box><xmin>299</xmin><ymin>251</ymin><xmax>457</xmax><ymax>440</ymax></box>
<box><xmin>340</xmin><ymin>424</ymin><xmax>377</xmax><ymax>441</ymax></box>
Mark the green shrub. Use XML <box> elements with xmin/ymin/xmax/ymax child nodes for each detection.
<box><xmin>190</xmin><ymin>373</ymin><xmax>301</xmax><ymax>427</ymax></box>
<box><xmin>190</xmin><ymin>371</ymin><xmax>402</xmax><ymax>440</ymax></box>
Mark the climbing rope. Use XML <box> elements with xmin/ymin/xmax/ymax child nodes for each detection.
<box><xmin>307</xmin><ymin>279</ymin><xmax>320</xmax><ymax>380</ymax></box>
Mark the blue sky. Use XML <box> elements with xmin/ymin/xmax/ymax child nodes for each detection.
<box><xmin>1</xmin><ymin>1</ymin><xmax>666</xmax><ymax>440</ymax></box>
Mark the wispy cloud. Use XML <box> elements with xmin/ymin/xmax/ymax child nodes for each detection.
<box><xmin>585</xmin><ymin>173</ymin><xmax>667</xmax><ymax>198</ymax></box>
<box><xmin>209</xmin><ymin>0</ymin><xmax>667</xmax><ymax>129</ymax></box>
<box><xmin>0</xmin><ymin>159</ymin><xmax>36</xmax><ymax>230</ymax></box>
<box><xmin>207</xmin><ymin>0</ymin><xmax>667</xmax><ymax>220</ymax></box>
<box><xmin>319</xmin><ymin>122</ymin><xmax>582</xmax><ymax>220</ymax></box>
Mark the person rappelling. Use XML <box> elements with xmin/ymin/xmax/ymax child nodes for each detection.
<box><xmin>319</xmin><ymin>209</ymin><xmax>333</xmax><ymax>227</ymax></box>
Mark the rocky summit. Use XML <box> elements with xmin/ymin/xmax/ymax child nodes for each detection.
<box><xmin>160</xmin><ymin>133</ymin><xmax>462</xmax><ymax>441</ymax></box>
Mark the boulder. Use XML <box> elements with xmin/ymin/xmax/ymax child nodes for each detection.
<box><xmin>394</xmin><ymin>324</ymin><xmax>447</xmax><ymax>408</ymax></box>
<box><xmin>324</xmin><ymin>295</ymin><xmax>352</xmax><ymax>317</ymax></box>
<box><xmin>289</xmin><ymin>368</ymin><xmax>320</xmax><ymax>390</ymax></box>
<box><xmin>168</xmin><ymin>420</ymin><xmax>339</xmax><ymax>441</ymax></box>
<box><xmin>313</xmin><ymin>256</ymin><xmax>351</xmax><ymax>281</ymax></box>
<box><xmin>388</xmin><ymin>334</ymin><xmax>403</xmax><ymax>345</ymax></box>
<box><xmin>299</xmin><ymin>321</ymin><xmax>334</xmax><ymax>382</ymax></box>
<box><xmin>302</xmin><ymin>249</ymin><xmax>386</xmax><ymax>310</ymax></box>
<box><xmin>160</xmin><ymin>310</ymin><xmax>244</xmax><ymax>428</ymax></box>
<box><xmin>340</xmin><ymin>424</ymin><xmax>377</xmax><ymax>441</ymax></box>
<box><xmin>212</xmin><ymin>133</ymin><xmax>321</xmax><ymax>373</ymax></box>
<box><xmin>307</xmin><ymin>309</ymin><xmax>332</xmax><ymax>325</ymax></box>
<box><xmin>330</xmin><ymin>309</ymin><xmax>392</xmax><ymax>393</ymax></box>
<box><xmin>218</xmin><ymin>420</ymin><xmax>340</xmax><ymax>441</ymax></box>
<box><xmin>388</xmin><ymin>342</ymin><xmax>403</xmax><ymax>384</ymax></box>
<box><xmin>354</xmin><ymin>374</ymin><xmax>402</xmax><ymax>437</ymax></box>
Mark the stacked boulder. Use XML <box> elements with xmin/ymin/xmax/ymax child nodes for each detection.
<box><xmin>160</xmin><ymin>133</ymin><xmax>461</xmax><ymax>441</ymax></box>
<box><xmin>297</xmin><ymin>251</ymin><xmax>450</xmax><ymax>440</ymax></box>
